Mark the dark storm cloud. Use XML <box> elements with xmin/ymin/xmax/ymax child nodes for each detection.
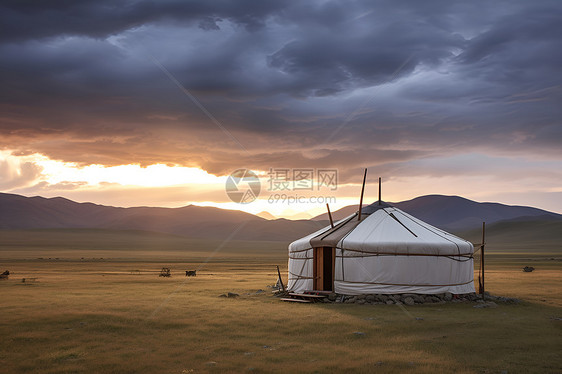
<box><xmin>1</xmin><ymin>0</ymin><xmax>561</xmax><ymax>183</ymax></box>
<box><xmin>0</xmin><ymin>0</ymin><xmax>283</xmax><ymax>42</ymax></box>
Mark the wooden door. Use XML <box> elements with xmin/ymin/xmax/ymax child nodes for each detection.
<box><xmin>313</xmin><ymin>247</ymin><xmax>334</xmax><ymax>291</ymax></box>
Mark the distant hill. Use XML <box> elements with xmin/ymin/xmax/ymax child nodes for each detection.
<box><xmin>256</xmin><ymin>211</ymin><xmax>276</xmax><ymax>220</ymax></box>
<box><xmin>456</xmin><ymin>216</ymin><xmax>562</xmax><ymax>252</ymax></box>
<box><xmin>285</xmin><ymin>212</ymin><xmax>313</xmax><ymax>220</ymax></box>
<box><xmin>313</xmin><ymin>195</ymin><xmax>562</xmax><ymax>231</ymax></box>
<box><xmin>0</xmin><ymin>193</ymin><xmax>325</xmax><ymax>241</ymax></box>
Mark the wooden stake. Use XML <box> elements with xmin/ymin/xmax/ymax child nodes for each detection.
<box><xmin>276</xmin><ymin>265</ymin><xmax>285</xmax><ymax>292</ymax></box>
<box><xmin>358</xmin><ymin>168</ymin><xmax>367</xmax><ymax>221</ymax></box>
<box><xmin>378</xmin><ymin>177</ymin><xmax>382</xmax><ymax>204</ymax></box>
<box><xmin>326</xmin><ymin>203</ymin><xmax>334</xmax><ymax>228</ymax></box>
<box><xmin>480</xmin><ymin>221</ymin><xmax>485</xmax><ymax>295</ymax></box>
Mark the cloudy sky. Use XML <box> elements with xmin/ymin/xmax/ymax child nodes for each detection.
<box><xmin>1</xmin><ymin>0</ymin><xmax>561</xmax><ymax>217</ymax></box>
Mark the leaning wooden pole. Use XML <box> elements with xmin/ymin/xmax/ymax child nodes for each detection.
<box><xmin>276</xmin><ymin>265</ymin><xmax>285</xmax><ymax>292</ymax></box>
<box><xmin>378</xmin><ymin>177</ymin><xmax>382</xmax><ymax>204</ymax></box>
<box><xmin>480</xmin><ymin>221</ymin><xmax>486</xmax><ymax>295</ymax></box>
<box><xmin>358</xmin><ymin>168</ymin><xmax>368</xmax><ymax>221</ymax></box>
<box><xmin>326</xmin><ymin>203</ymin><xmax>334</xmax><ymax>228</ymax></box>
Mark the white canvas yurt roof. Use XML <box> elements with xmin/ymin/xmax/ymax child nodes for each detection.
<box><xmin>288</xmin><ymin>200</ymin><xmax>475</xmax><ymax>295</ymax></box>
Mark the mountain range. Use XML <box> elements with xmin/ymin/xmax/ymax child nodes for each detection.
<box><xmin>1</xmin><ymin>192</ymin><xmax>561</xmax><ymax>243</ymax></box>
<box><xmin>0</xmin><ymin>193</ymin><xmax>324</xmax><ymax>241</ymax></box>
<box><xmin>313</xmin><ymin>194</ymin><xmax>561</xmax><ymax>231</ymax></box>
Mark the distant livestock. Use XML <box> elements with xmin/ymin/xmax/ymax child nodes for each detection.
<box><xmin>0</xmin><ymin>270</ymin><xmax>9</xmax><ymax>279</ymax></box>
<box><xmin>186</xmin><ymin>270</ymin><xmax>196</xmax><ymax>277</ymax></box>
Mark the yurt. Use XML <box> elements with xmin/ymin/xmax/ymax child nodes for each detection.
<box><xmin>287</xmin><ymin>194</ymin><xmax>475</xmax><ymax>295</ymax></box>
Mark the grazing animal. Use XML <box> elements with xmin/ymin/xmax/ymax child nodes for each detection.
<box><xmin>186</xmin><ymin>270</ymin><xmax>196</xmax><ymax>277</ymax></box>
<box><xmin>523</xmin><ymin>266</ymin><xmax>535</xmax><ymax>272</ymax></box>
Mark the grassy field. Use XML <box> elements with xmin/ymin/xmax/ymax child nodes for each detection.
<box><xmin>0</xmin><ymin>229</ymin><xmax>561</xmax><ymax>373</ymax></box>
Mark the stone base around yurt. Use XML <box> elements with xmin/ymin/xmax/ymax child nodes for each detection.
<box><xmin>280</xmin><ymin>291</ymin><xmax>520</xmax><ymax>306</ymax></box>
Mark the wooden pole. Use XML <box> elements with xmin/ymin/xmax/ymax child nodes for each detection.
<box><xmin>326</xmin><ymin>203</ymin><xmax>334</xmax><ymax>228</ymax></box>
<box><xmin>358</xmin><ymin>168</ymin><xmax>367</xmax><ymax>221</ymax></box>
<box><xmin>480</xmin><ymin>221</ymin><xmax>485</xmax><ymax>295</ymax></box>
<box><xmin>276</xmin><ymin>265</ymin><xmax>285</xmax><ymax>292</ymax></box>
<box><xmin>378</xmin><ymin>177</ymin><xmax>382</xmax><ymax>204</ymax></box>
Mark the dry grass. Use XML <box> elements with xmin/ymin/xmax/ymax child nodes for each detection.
<box><xmin>0</xmin><ymin>231</ymin><xmax>561</xmax><ymax>373</ymax></box>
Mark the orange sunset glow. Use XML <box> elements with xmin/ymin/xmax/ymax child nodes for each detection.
<box><xmin>1</xmin><ymin>148</ymin><xmax>561</xmax><ymax>217</ymax></box>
